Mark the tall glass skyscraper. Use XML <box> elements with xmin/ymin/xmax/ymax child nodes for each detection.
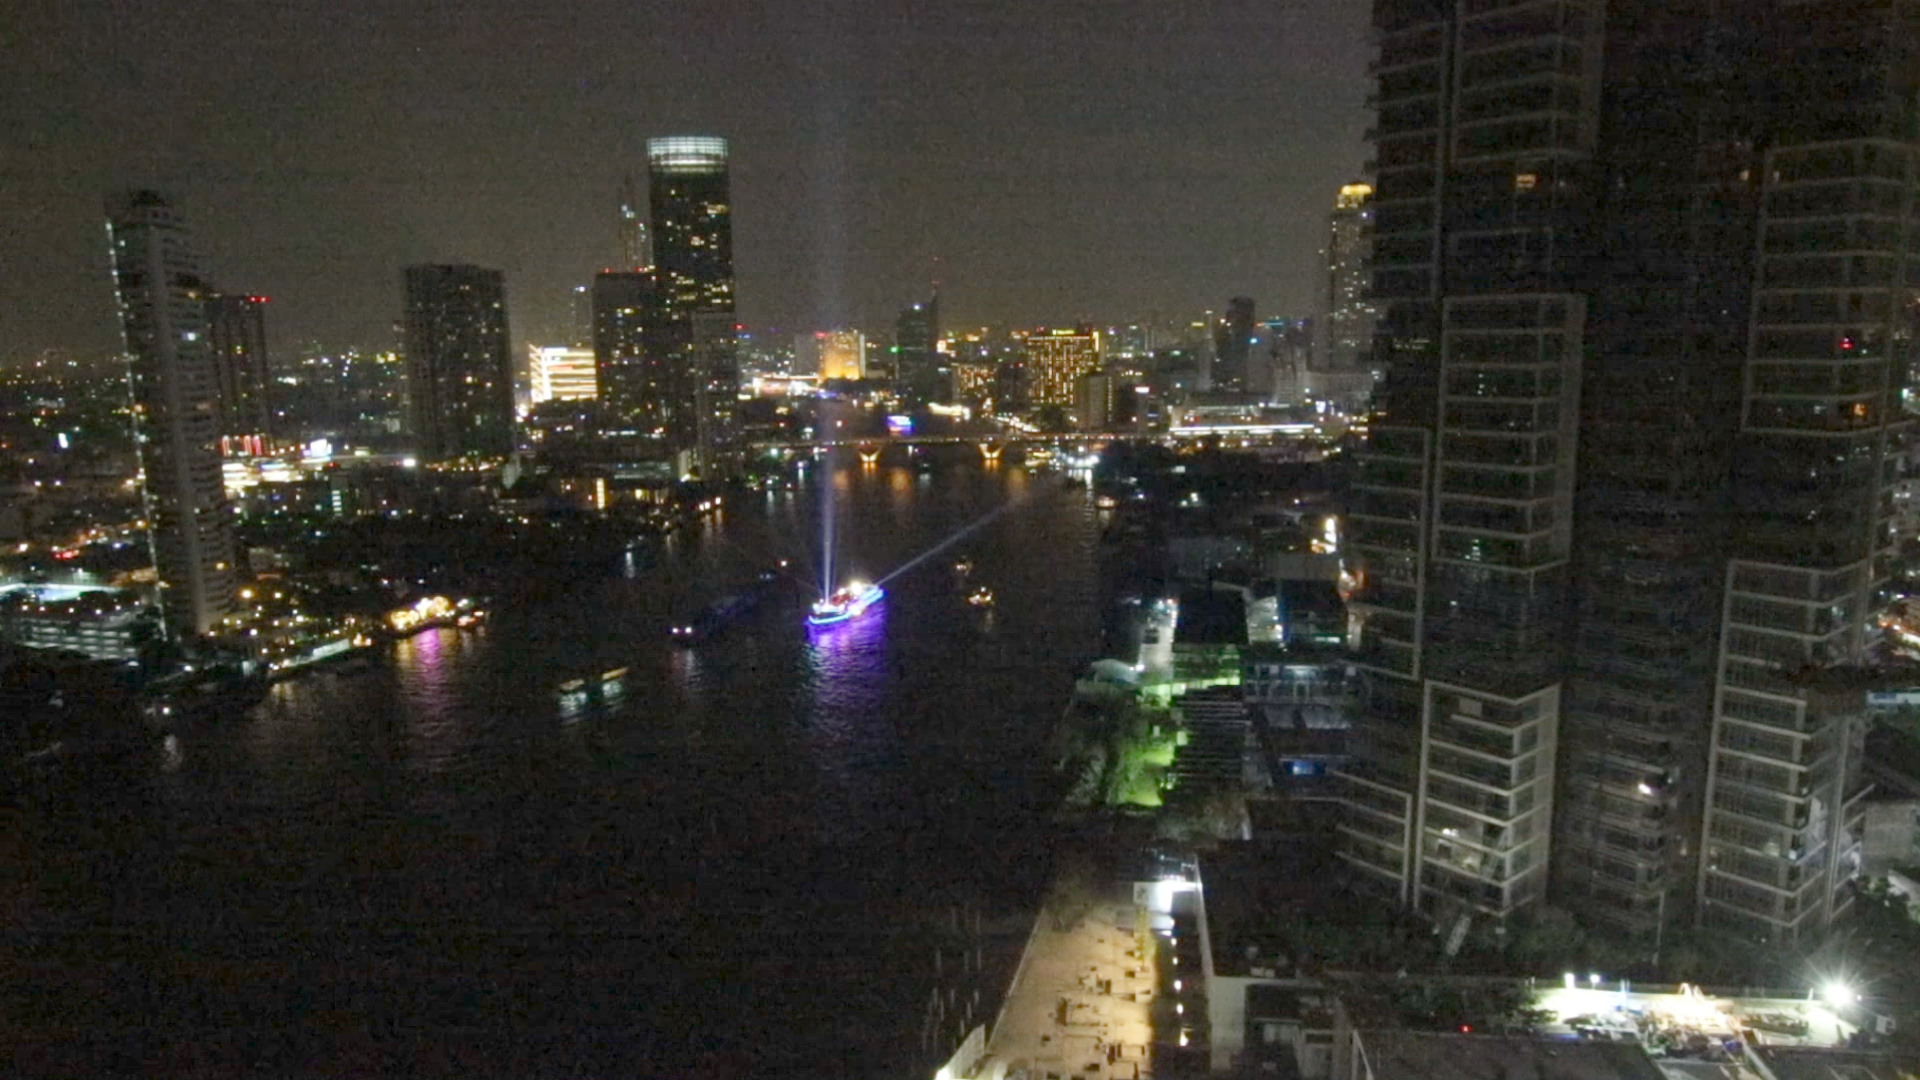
<box><xmin>105</xmin><ymin>190</ymin><xmax>238</xmax><ymax>637</ymax></box>
<box><xmin>401</xmin><ymin>264</ymin><xmax>514</xmax><ymax>461</ymax></box>
<box><xmin>647</xmin><ymin>136</ymin><xmax>738</xmax><ymax>475</ymax></box>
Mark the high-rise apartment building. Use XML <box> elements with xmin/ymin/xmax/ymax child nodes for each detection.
<box><xmin>1342</xmin><ymin>0</ymin><xmax>1914</xmax><ymax>948</ymax></box>
<box><xmin>401</xmin><ymin>264</ymin><xmax>514</xmax><ymax>461</ymax></box>
<box><xmin>617</xmin><ymin>174</ymin><xmax>652</xmax><ymax>270</ymax></box>
<box><xmin>647</xmin><ymin>136</ymin><xmax>738</xmax><ymax>474</ymax></box>
<box><xmin>896</xmin><ymin>295</ymin><xmax>943</xmax><ymax>403</ymax></box>
<box><xmin>204</xmin><ymin>292</ymin><xmax>274</xmax><ymax>443</ymax></box>
<box><xmin>105</xmin><ymin>190</ymin><xmax>238</xmax><ymax>637</ymax></box>
<box><xmin>1211</xmin><ymin>296</ymin><xmax>1256</xmax><ymax>392</ymax></box>
<box><xmin>1023</xmin><ymin>328</ymin><xmax>1101</xmax><ymax>410</ymax></box>
<box><xmin>1693</xmin><ymin>0</ymin><xmax>1914</xmax><ymax>943</ymax></box>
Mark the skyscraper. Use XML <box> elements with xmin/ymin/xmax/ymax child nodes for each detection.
<box><xmin>617</xmin><ymin>174</ymin><xmax>652</xmax><ymax>270</ymax></box>
<box><xmin>1343</xmin><ymin>0</ymin><xmax>1913</xmax><ymax>947</ymax></box>
<box><xmin>647</xmin><ymin>136</ymin><xmax>738</xmax><ymax>474</ymax></box>
<box><xmin>204</xmin><ymin>291</ymin><xmax>275</xmax><ymax>443</ymax></box>
<box><xmin>1320</xmin><ymin>183</ymin><xmax>1376</xmax><ymax>370</ymax></box>
<box><xmin>1345</xmin><ymin>0</ymin><xmax>1626</xmax><ymax>928</ymax></box>
<box><xmin>1316</xmin><ymin>182</ymin><xmax>1380</xmax><ymax>410</ymax></box>
<box><xmin>1693</xmin><ymin>0</ymin><xmax>1913</xmax><ymax>943</ymax></box>
<box><xmin>1211</xmin><ymin>296</ymin><xmax>1255</xmax><ymax>392</ymax></box>
<box><xmin>401</xmin><ymin>264</ymin><xmax>514</xmax><ymax>461</ymax></box>
<box><xmin>105</xmin><ymin>190</ymin><xmax>238</xmax><ymax>637</ymax></box>
<box><xmin>1023</xmin><ymin>328</ymin><xmax>1101</xmax><ymax>410</ymax></box>
<box><xmin>592</xmin><ymin>270</ymin><xmax>668</xmax><ymax>433</ymax></box>
<box><xmin>895</xmin><ymin>294</ymin><xmax>942</xmax><ymax>404</ymax></box>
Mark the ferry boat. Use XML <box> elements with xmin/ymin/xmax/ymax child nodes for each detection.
<box><xmin>806</xmin><ymin>581</ymin><xmax>885</xmax><ymax>628</ymax></box>
<box><xmin>671</xmin><ymin>564</ymin><xmax>789</xmax><ymax>645</ymax></box>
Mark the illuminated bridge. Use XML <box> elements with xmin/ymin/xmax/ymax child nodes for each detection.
<box><xmin>748</xmin><ymin>422</ymin><xmax>1327</xmax><ymax>460</ymax></box>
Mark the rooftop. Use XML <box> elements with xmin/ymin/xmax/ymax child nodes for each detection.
<box><xmin>1174</xmin><ymin>588</ymin><xmax>1247</xmax><ymax>647</ymax></box>
<box><xmin>1357</xmin><ymin>1031</ymin><xmax>1666</xmax><ymax>1080</ymax></box>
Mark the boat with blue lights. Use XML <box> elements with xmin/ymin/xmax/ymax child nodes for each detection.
<box><xmin>806</xmin><ymin>582</ymin><xmax>884</xmax><ymax>628</ymax></box>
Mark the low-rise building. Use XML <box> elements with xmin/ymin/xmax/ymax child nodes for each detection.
<box><xmin>0</xmin><ymin>583</ymin><xmax>161</xmax><ymax>662</ymax></box>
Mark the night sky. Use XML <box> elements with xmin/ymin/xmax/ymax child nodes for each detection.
<box><xmin>1</xmin><ymin>0</ymin><xmax>1369</xmax><ymax>363</ymax></box>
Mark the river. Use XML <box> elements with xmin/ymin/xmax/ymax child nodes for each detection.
<box><xmin>3</xmin><ymin>454</ymin><xmax>1105</xmax><ymax>1078</ymax></box>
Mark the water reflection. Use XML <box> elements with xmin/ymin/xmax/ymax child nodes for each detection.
<box><xmin>15</xmin><ymin>461</ymin><xmax>1100</xmax><ymax>1078</ymax></box>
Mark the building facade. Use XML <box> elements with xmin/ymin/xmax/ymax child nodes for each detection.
<box><xmin>1319</xmin><ymin>183</ymin><xmax>1378</xmax><ymax>375</ymax></box>
<box><xmin>1213</xmin><ymin>296</ymin><xmax>1256</xmax><ymax>393</ymax></box>
<box><xmin>204</xmin><ymin>292</ymin><xmax>274</xmax><ymax>442</ymax></box>
<box><xmin>895</xmin><ymin>295</ymin><xmax>942</xmax><ymax>404</ymax></box>
<box><xmin>797</xmin><ymin>330</ymin><xmax>866</xmax><ymax>381</ymax></box>
<box><xmin>1023</xmin><ymin>327</ymin><xmax>1102</xmax><ymax>410</ymax></box>
<box><xmin>617</xmin><ymin>173</ymin><xmax>652</xmax><ymax>270</ymax></box>
<box><xmin>528</xmin><ymin>345</ymin><xmax>597</xmax><ymax>405</ymax></box>
<box><xmin>1342</xmin><ymin>0</ymin><xmax>1915</xmax><ymax>947</ymax></box>
<box><xmin>401</xmin><ymin>264</ymin><xmax>514</xmax><ymax>461</ymax></box>
<box><xmin>648</xmin><ymin>136</ymin><xmax>739</xmax><ymax>475</ymax></box>
<box><xmin>106</xmin><ymin>190</ymin><xmax>240</xmax><ymax>637</ymax></box>
<box><xmin>1341</xmin><ymin>0</ymin><xmax>1602</xmax><ymax>925</ymax></box>
<box><xmin>591</xmin><ymin>270</ymin><xmax>666</xmax><ymax>433</ymax></box>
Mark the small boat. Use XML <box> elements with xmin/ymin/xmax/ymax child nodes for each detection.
<box><xmin>807</xmin><ymin>581</ymin><xmax>885</xmax><ymax>628</ymax></box>
<box><xmin>952</xmin><ymin>557</ymin><xmax>974</xmax><ymax>577</ymax></box>
<box><xmin>967</xmin><ymin>587</ymin><xmax>995</xmax><ymax>608</ymax></box>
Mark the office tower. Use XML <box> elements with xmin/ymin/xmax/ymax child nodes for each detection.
<box><xmin>1211</xmin><ymin>296</ymin><xmax>1255</xmax><ymax>392</ymax></box>
<box><xmin>104</xmin><ymin>190</ymin><xmax>238</xmax><ymax>637</ymax></box>
<box><xmin>204</xmin><ymin>292</ymin><xmax>274</xmax><ymax>444</ymax></box>
<box><xmin>797</xmin><ymin>330</ymin><xmax>866</xmax><ymax>381</ymax></box>
<box><xmin>647</xmin><ymin>136</ymin><xmax>738</xmax><ymax>473</ymax></box>
<box><xmin>527</xmin><ymin>345</ymin><xmax>598</xmax><ymax>405</ymax></box>
<box><xmin>592</xmin><ymin>270</ymin><xmax>667</xmax><ymax>432</ymax></box>
<box><xmin>1023</xmin><ymin>327</ymin><xmax>1101</xmax><ymax>409</ymax></box>
<box><xmin>1343</xmin><ymin>0</ymin><xmax>1914</xmax><ymax>947</ymax></box>
<box><xmin>617</xmin><ymin>174</ymin><xmax>652</xmax><ymax>270</ymax></box>
<box><xmin>895</xmin><ymin>294</ymin><xmax>942</xmax><ymax>403</ymax></box>
<box><xmin>401</xmin><ymin>264</ymin><xmax>514</xmax><ymax>461</ymax></box>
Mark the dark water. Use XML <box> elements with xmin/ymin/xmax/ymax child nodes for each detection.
<box><xmin>3</xmin><ymin>458</ymin><xmax>1102</xmax><ymax>1078</ymax></box>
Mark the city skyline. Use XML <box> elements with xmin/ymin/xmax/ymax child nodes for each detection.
<box><xmin>0</xmin><ymin>0</ymin><xmax>1370</xmax><ymax>366</ymax></box>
